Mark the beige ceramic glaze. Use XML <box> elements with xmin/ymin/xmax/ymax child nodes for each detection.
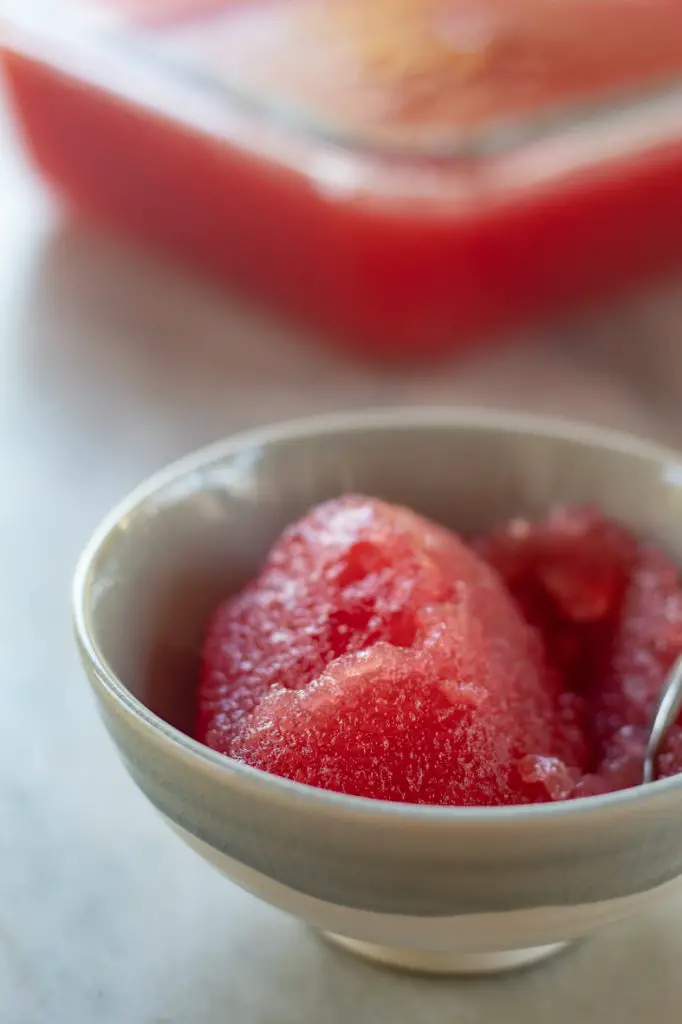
<box><xmin>73</xmin><ymin>409</ymin><xmax>682</xmax><ymax>974</ymax></box>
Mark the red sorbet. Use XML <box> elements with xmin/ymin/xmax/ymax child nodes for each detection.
<box><xmin>477</xmin><ymin>506</ymin><xmax>682</xmax><ymax>791</ymax></box>
<box><xmin>196</xmin><ymin>497</ymin><xmax>682</xmax><ymax>804</ymax></box>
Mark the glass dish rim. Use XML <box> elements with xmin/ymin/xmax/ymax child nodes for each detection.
<box><xmin>6</xmin><ymin>0</ymin><xmax>682</xmax><ymax>167</ymax></box>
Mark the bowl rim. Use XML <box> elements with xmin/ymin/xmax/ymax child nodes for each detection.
<box><xmin>73</xmin><ymin>406</ymin><xmax>682</xmax><ymax>825</ymax></box>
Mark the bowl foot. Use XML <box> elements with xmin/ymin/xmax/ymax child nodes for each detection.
<box><xmin>323</xmin><ymin>933</ymin><xmax>572</xmax><ymax>975</ymax></box>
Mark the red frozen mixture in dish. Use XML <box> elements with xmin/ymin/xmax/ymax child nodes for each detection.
<box><xmin>172</xmin><ymin>0</ymin><xmax>682</xmax><ymax>145</ymax></box>
<box><xmin>196</xmin><ymin>497</ymin><xmax>682</xmax><ymax>806</ymax></box>
<box><xmin>5</xmin><ymin>0</ymin><xmax>682</xmax><ymax>357</ymax></box>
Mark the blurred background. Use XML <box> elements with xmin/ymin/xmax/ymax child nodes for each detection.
<box><xmin>3</xmin><ymin>3</ymin><xmax>682</xmax><ymax>1022</ymax></box>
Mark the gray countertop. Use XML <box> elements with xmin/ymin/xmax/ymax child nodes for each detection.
<box><xmin>3</xmin><ymin>99</ymin><xmax>682</xmax><ymax>1023</ymax></box>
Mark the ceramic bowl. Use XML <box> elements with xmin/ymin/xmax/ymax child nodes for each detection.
<box><xmin>73</xmin><ymin>408</ymin><xmax>682</xmax><ymax>975</ymax></box>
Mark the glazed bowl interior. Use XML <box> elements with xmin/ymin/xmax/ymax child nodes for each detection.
<box><xmin>78</xmin><ymin>407</ymin><xmax>682</xmax><ymax>748</ymax></box>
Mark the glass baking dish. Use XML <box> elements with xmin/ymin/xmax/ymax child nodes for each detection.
<box><xmin>3</xmin><ymin>1</ymin><xmax>682</xmax><ymax>360</ymax></box>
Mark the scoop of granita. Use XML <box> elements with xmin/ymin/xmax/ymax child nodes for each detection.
<box><xmin>476</xmin><ymin>506</ymin><xmax>682</xmax><ymax>787</ymax></box>
<box><xmin>591</xmin><ymin>544</ymin><xmax>682</xmax><ymax>783</ymax></box>
<box><xmin>474</xmin><ymin>506</ymin><xmax>638</xmax><ymax>692</ymax></box>
<box><xmin>197</xmin><ymin>496</ymin><xmax>586</xmax><ymax>805</ymax></box>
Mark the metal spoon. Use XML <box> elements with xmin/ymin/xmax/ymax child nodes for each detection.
<box><xmin>643</xmin><ymin>654</ymin><xmax>682</xmax><ymax>784</ymax></box>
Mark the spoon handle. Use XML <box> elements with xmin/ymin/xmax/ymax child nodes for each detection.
<box><xmin>643</xmin><ymin>653</ymin><xmax>682</xmax><ymax>784</ymax></box>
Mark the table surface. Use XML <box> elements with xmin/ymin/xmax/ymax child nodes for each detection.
<box><xmin>5</xmin><ymin>91</ymin><xmax>682</xmax><ymax>1023</ymax></box>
